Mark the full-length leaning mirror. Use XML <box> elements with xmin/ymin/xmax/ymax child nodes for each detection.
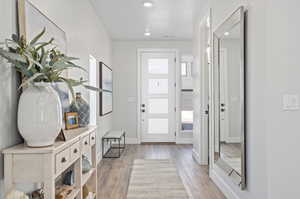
<box><xmin>212</xmin><ymin>6</ymin><xmax>246</xmax><ymax>189</ymax></box>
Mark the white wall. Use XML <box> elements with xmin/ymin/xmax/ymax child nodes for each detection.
<box><xmin>0</xmin><ymin>1</ymin><xmax>23</xmax><ymax>197</ymax></box>
<box><xmin>28</xmin><ymin>0</ymin><xmax>113</xmax><ymax>161</ymax></box>
<box><xmin>209</xmin><ymin>0</ymin><xmax>269</xmax><ymax>198</ymax></box>
<box><xmin>112</xmin><ymin>40</ymin><xmax>192</xmax><ymax>143</ymax></box>
<box><xmin>265</xmin><ymin>0</ymin><xmax>300</xmax><ymax>198</ymax></box>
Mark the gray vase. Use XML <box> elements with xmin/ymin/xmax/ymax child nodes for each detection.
<box><xmin>70</xmin><ymin>92</ymin><xmax>90</xmax><ymax>127</ymax></box>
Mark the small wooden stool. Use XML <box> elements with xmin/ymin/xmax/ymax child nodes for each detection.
<box><xmin>102</xmin><ymin>130</ymin><xmax>126</xmax><ymax>158</ymax></box>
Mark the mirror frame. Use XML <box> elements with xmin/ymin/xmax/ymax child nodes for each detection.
<box><xmin>212</xmin><ymin>6</ymin><xmax>246</xmax><ymax>190</ymax></box>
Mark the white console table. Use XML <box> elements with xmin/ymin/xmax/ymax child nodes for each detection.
<box><xmin>2</xmin><ymin>126</ymin><xmax>98</xmax><ymax>199</ymax></box>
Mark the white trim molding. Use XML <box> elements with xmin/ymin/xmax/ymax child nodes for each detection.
<box><xmin>210</xmin><ymin>168</ymin><xmax>241</xmax><ymax>199</ymax></box>
<box><xmin>192</xmin><ymin>149</ymin><xmax>201</xmax><ymax>164</ymax></box>
<box><xmin>126</xmin><ymin>137</ymin><xmax>139</xmax><ymax>144</ymax></box>
<box><xmin>97</xmin><ymin>153</ymin><xmax>102</xmax><ymax>165</ymax></box>
<box><xmin>225</xmin><ymin>137</ymin><xmax>241</xmax><ymax>143</ymax></box>
<box><xmin>137</xmin><ymin>48</ymin><xmax>180</xmax><ymax>144</ymax></box>
<box><xmin>176</xmin><ymin>137</ymin><xmax>193</xmax><ymax>144</ymax></box>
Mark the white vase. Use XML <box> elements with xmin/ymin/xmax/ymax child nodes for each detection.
<box><xmin>18</xmin><ymin>82</ymin><xmax>63</xmax><ymax>147</ymax></box>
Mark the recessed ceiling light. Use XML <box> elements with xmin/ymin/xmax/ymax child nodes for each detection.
<box><xmin>143</xmin><ymin>1</ymin><xmax>153</xmax><ymax>8</ymax></box>
<box><xmin>224</xmin><ymin>32</ymin><xmax>230</xmax><ymax>36</ymax></box>
<box><xmin>144</xmin><ymin>32</ymin><xmax>151</xmax><ymax>36</ymax></box>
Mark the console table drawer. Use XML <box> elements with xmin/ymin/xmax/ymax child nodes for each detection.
<box><xmin>55</xmin><ymin>148</ymin><xmax>70</xmax><ymax>175</ymax></box>
<box><xmin>70</xmin><ymin>141</ymin><xmax>80</xmax><ymax>162</ymax></box>
<box><xmin>82</xmin><ymin>135</ymin><xmax>90</xmax><ymax>152</ymax></box>
<box><xmin>90</xmin><ymin>131</ymin><xmax>96</xmax><ymax>146</ymax></box>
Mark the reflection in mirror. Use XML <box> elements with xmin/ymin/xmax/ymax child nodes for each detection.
<box><xmin>219</xmin><ymin>23</ymin><xmax>242</xmax><ymax>174</ymax></box>
<box><xmin>213</xmin><ymin>6</ymin><xmax>245</xmax><ymax>189</ymax></box>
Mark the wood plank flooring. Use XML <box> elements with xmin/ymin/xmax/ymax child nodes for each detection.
<box><xmin>98</xmin><ymin>144</ymin><xmax>226</xmax><ymax>199</ymax></box>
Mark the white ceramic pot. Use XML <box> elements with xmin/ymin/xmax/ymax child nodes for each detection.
<box><xmin>18</xmin><ymin>82</ymin><xmax>63</xmax><ymax>147</ymax></box>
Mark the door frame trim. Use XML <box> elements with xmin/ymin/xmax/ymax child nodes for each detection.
<box><xmin>137</xmin><ymin>48</ymin><xmax>180</xmax><ymax>144</ymax></box>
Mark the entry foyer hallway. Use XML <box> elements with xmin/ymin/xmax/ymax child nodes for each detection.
<box><xmin>98</xmin><ymin>144</ymin><xmax>225</xmax><ymax>199</ymax></box>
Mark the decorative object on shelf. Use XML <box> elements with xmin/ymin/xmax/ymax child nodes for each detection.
<box><xmin>18</xmin><ymin>82</ymin><xmax>63</xmax><ymax>147</ymax></box>
<box><xmin>99</xmin><ymin>62</ymin><xmax>113</xmax><ymax>116</ymax></box>
<box><xmin>63</xmin><ymin>170</ymin><xmax>74</xmax><ymax>186</ymax></box>
<box><xmin>82</xmin><ymin>185</ymin><xmax>90</xmax><ymax>198</ymax></box>
<box><xmin>82</xmin><ymin>185</ymin><xmax>95</xmax><ymax>199</ymax></box>
<box><xmin>55</xmin><ymin>130</ymin><xmax>66</xmax><ymax>142</ymax></box>
<box><xmin>52</xmin><ymin>83</ymin><xmax>70</xmax><ymax>125</ymax></box>
<box><xmin>0</xmin><ymin>29</ymin><xmax>100</xmax><ymax>147</ymax></box>
<box><xmin>64</xmin><ymin>112</ymin><xmax>79</xmax><ymax>130</ymax></box>
<box><xmin>55</xmin><ymin>185</ymin><xmax>75</xmax><ymax>199</ymax></box>
<box><xmin>82</xmin><ymin>155</ymin><xmax>92</xmax><ymax>173</ymax></box>
<box><xmin>30</xmin><ymin>188</ymin><xmax>44</xmax><ymax>199</ymax></box>
<box><xmin>5</xmin><ymin>190</ymin><xmax>29</xmax><ymax>199</ymax></box>
<box><xmin>70</xmin><ymin>92</ymin><xmax>90</xmax><ymax>127</ymax></box>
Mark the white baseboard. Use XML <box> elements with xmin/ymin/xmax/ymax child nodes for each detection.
<box><xmin>192</xmin><ymin>149</ymin><xmax>208</xmax><ymax>165</ymax></box>
<box><xmin>225</xmin><ymin>137</ymin><xmax>241</xmax><ymax>143</ymax></box>
<box><xmin>97</xmin><ymin>153</ymin><xmax>102</xmax><ymax>165</ymax></box>
<box><xmin>176</xmin><ymin>138</ymin><xmax>193</xmax><ymax>144</ymax></box>
<box><xmin>210</xmin><ymin>169</ymin><xmax>241</xmax><ymax>199</ymax></box>
<box><xmin>192</xmin><ymin>149</ymin><xmax>201</xmax><ymax>164</ymax></box>
<box><xmin>126</xmin><ymin>137</ymin><xmax>139</xmax><ymax>144</ymax></box>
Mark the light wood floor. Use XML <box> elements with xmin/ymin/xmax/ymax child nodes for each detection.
<box><xmin>98</xmin><ymin>144</ymin><xmax>226</xmax><ymax>199</ymax></box>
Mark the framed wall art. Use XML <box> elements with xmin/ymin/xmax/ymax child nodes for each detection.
<box><xmin>100</xmin><ymin>62</ymin><xmax>113</xmax><ymax>116</ymax></box>
<box><xmin>17</xmin><ymin>0</ymin><xmax>67</xmax><ymax>53</ymax></box>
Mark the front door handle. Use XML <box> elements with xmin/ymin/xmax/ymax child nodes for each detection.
<box><xmin>221</xmin><ymin>108</ymin><xmax>225</xmax><ymax>112</ymax></box>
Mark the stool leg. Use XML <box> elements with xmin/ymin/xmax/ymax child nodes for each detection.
<box><xmin>102</xmin><ymin>138</ymin><xmax>104</xmax><ymax>158</ymax></box>
<box><xmin>118</xmin><ymin>139</ymin><xmax>121</xmax><ymax>157</ymax></box>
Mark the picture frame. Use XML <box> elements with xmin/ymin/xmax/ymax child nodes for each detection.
<box><xmin>100</xmin><ymin>62</ymin><xmax>113</xmax><ymax>116</ymax></box>
<box><xmin>65</xmin><ymin>112</ymin><xmax>79</xmax><ymax>130</ymax></box>
<box><xmin>17</xmin><ymin>0</ymin><xmax>67</xmax><ymax>53</ymax></box>
<box><xmin>100</xmin><ymin>62</ymin><xmax>113</xmax><ymax>92</ymax></box>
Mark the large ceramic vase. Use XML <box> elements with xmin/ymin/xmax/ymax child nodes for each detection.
<box><xmin>18</xmin><ymin>82</ymin><xmax>63</xmax><ymax>147</ymax></box>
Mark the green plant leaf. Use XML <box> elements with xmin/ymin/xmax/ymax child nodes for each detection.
<box><xmin>23</xmin><ymin>51</ymin><xmax>43</xmax><ymax>69</ymax></box>
<box><xmin>19</xmin><ymin>73</ymin><xmax>45</xmax><ymax>89</ymax></box>
<box><xmin>0</xmin><ymin>49</ymin><xmax>26</xmax><ymax>63</ymax></box>
<box><xmin>30</xmin><ymin>28</ymin><xmax>46</xmax><ymax>46</ymax></box>
<box><xmin>41</xmin><ymin>50</ymin><xmax>50</xmax><ymax>66</ymax></box>
<box><xmin>14</xmin><ymin>63</ymin><xmax>32</xmax><ymax>77</ymax></box>
<box><xmin>83</xmin><ymin>84</ymin><xmax>101</xmax><ymax>92</ymax></box>
<box><xmin>36</xmin><ymin>38</ymin><xmax>54</xmax><ymax>51</ymax></box>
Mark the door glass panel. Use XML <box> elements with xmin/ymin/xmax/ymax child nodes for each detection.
<box><xmin>149</xmin><ymin>98</ymin><xmax>168</xmax><ymax>114</ymax></box>
<box><xmin>148</xmin><ymin>59</ymin><xmax>168</xmax><ymax>74</ymax></box>
<box><xmin>181</xmin><ymin>62</ymin><xmax>187</xmax><ymax>76</ymax></box>
<box><xmin>148</xmin><ymin>119</ymin><xmax>168</xmax><ymax>134</ymax></box>
<box><xmin>148</xmin><ymin>79</ymin><xmax>168</xmax><ymax>94</ymax></box>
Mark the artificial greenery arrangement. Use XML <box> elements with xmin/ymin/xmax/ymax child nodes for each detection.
<box><xmin>0</xmin><ymin>28</ymin><xmax>99</xmax><ymax>100</ymax></box>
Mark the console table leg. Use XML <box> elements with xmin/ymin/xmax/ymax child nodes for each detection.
<box><xmin>43</xmin><ymin>154</ymin><xmax>55</xmax><ymax>199</ymax></box>
<box><xmin>4</xmin><ymin>154</ymin><xmax>13</xmax><ymax>195</ymax></box>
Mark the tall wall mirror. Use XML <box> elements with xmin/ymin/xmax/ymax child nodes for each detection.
<box><xmin>212</xmin><ymin>6</ymin><xmax>246</xmax><ymax>189</ymax></box>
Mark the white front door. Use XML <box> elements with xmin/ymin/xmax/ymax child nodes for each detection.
<box><xmin>219</xmin><ymin>49</ymin><xmax>229</xmax><ymax>142</ymax></box>
<box><xmin>140</xmin><ymin>52</ymin><xmax>176</xmax><ymax>142</ymax></box>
